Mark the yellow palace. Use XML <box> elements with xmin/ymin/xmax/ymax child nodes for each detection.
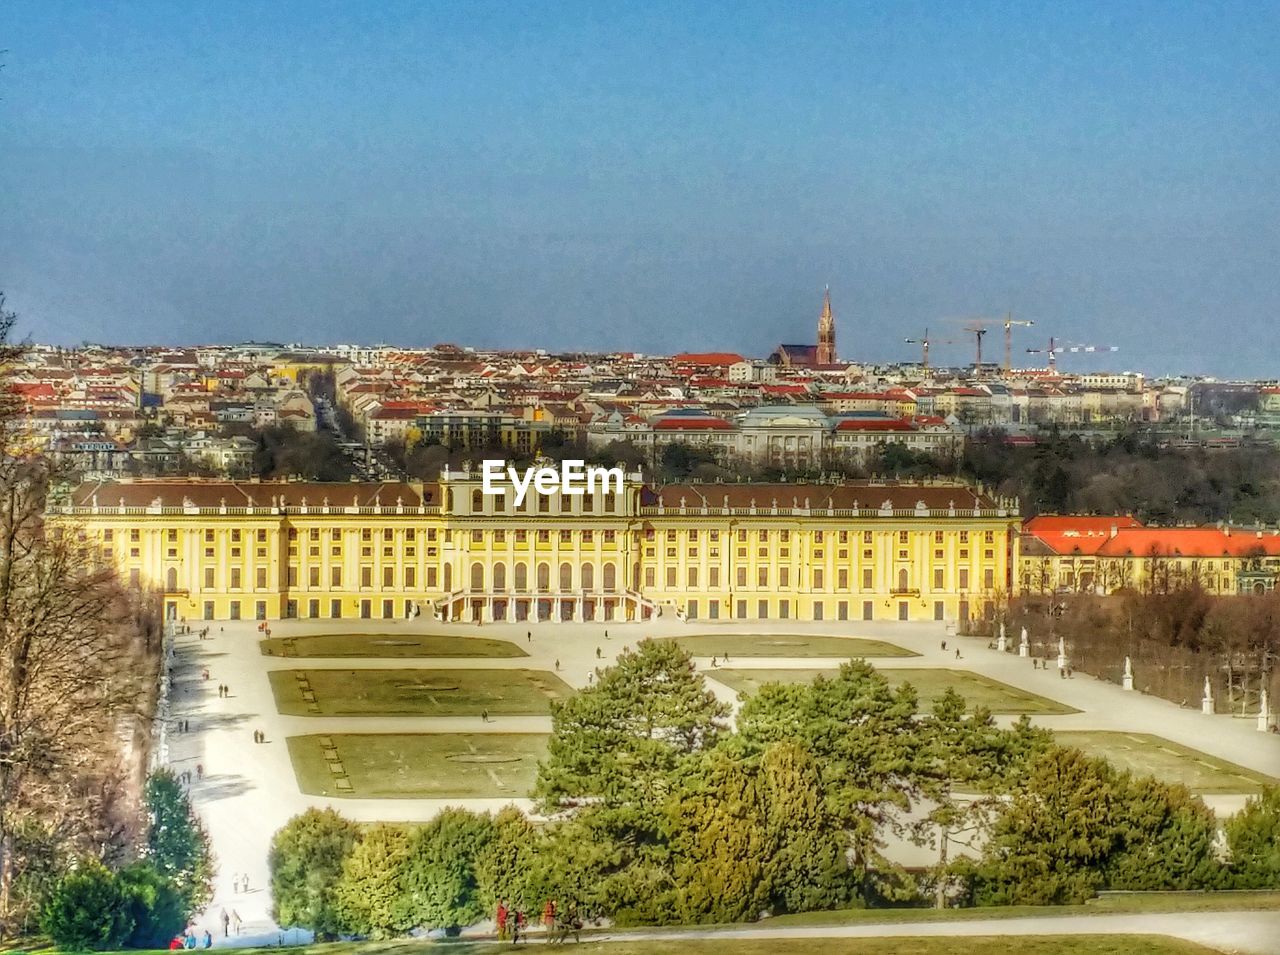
<box><xmin>59</xmin><ymin>469</ymin><xmax>1019</xmax><ymax>626</ymax></box>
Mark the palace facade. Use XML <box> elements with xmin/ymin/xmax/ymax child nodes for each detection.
<box><xmin>58</xmin><ymin>471</ymin><xmax>1019</xmax><ymax>625</ymax></box>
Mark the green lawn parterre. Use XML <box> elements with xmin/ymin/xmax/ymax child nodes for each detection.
<box><xmin>260</xmin><ymin>633</ymin><xmax>527</xmax><ymax>658</ymax></box>
<box><xmin>1053</xmin><ymin>731</ymin><xmax>1277</xmax><ymax>794</ymax></box>
<box><xmin>269</xmin><ymin>668</ymin><xmax>574</xmax><ymax>716</ymax></box>
<box><xmin>709</xmin><ymin>667</ymin><xmax>1078</xmax><ymax>715</ymax></box>
<box><xmin>655</xmin><ymin>633</ymin><xmax>917</xmax><ymax>658</ymax></box>
<box><xmin>286</xmin><ymin>733</ymin><xmax>549</xmax><ymax>799</ymax></box>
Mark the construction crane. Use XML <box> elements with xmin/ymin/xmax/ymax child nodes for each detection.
<box><xmin>1002</xmin><ymin>313</ymin><xmax>1035</xmax><ymax>374</ymax></box>
<box><xmin>1025</xmin><ymin>337</ymin><xmax>1119</xmax><ymax>373</ymax></box>
<box><xmin>903</xmin><ymin>329</ymin><xmax>957</xmax><ymax>371</ymax></box>
<box><xmin>962</xmin><ymin>322</ymin><xmax>990</xmax><ymax>369</ymax></box>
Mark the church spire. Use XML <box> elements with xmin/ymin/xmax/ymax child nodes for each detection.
<box><xmin>817</xmin><ymin>286</ymin><xmax>836</xmax><ymax>365</ymax></box>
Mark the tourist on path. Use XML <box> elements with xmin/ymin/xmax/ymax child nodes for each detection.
<box><xmin>220</xmin><ymin>910</ymin><xmax>229</xmax><ymax>937</ymax></box>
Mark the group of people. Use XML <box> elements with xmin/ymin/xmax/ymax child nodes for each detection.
<box><xmin>252</xmin><ymin>729</ymin><xmax>268</xmax><ymax>743</ymax></box>
<box><xmin>217</xmin><ymin>683</ymin><xmax>231</xmax><ymax>698</ymax></box>
<box><xmin>168</xmin><ymin>929</ymin><xmax>212</xmax><ymax>949</ymax></box>
<box><xmin>495</xmin><ymin>898</ymin><xmax>584</xmax><ymax>945</ymax></box>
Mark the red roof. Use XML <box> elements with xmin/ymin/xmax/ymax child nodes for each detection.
<box><xmin>1097</xmin><ymin>527</ymin><xmax>1280</xmax><ymax>558</ymax></box>
<box><xmin>653</xmin><ymin>416</ymin><xmax>733</xmax><ymax>431</ymax></box>
<box><xmin>835</xmin><ymin>418</ymin><xmax>914</xmax><ymax>433</ymax></box>
<box><xmin>1023</xmin><ymin>515</ymin><xmax>1143</xmax><ymax>555</ymax></box>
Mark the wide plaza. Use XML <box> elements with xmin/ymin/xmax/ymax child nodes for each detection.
<box><xmin>165</xmin><ymin>614</ymin><xmax>1280</xmax><ymax>945</ymax></box>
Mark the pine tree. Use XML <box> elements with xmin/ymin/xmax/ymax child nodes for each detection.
<box><xmin>1225</xmin><ymin>785</ymin><xmax>1280</xmax><ymax>888</ymax></box>
<box><xmin>536</xmin><ymin>638</ymin><xmax>729</xmax><ymax>811</ymax></box>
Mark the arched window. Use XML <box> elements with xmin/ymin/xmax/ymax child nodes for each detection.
<box><xmin>603</xmin><ymin>562</ymin><xmax>617</xmax><ymax>592</ymax></box>
<box><xmin>515</xmin><ymin>563</ymin><xmax>528</xmax><ymax>592</ymax></box>
<box><xmin>166</xmin><ymin>567</ymin><xmax>178</xmax><ymax>591</ymax></box>
<box><xmin>898</xmin><ymin>568</ymin><xmax>909</xmax><ymax>591</ymax></box>
<box><xmin>581</xmin><ymin>562</ymin><xmax>595</xmax><ymax>591</ymax></box>
<box><xmin>559</xmin><ymin>562</ymin><xmax>573</xmax><ymax>591</ymax></box>
<box><xmin>493</xmin><ymin>562</ymin><xmax>507</xmax><ymax>592</ymax></box>
<box><xmin>470</xmin><ymin>562</ymin><xmax>484</xmax><ymax>592</ymax></box>
<box><xmin>537</xmin><ymin>562</ymin><xmax>550</xmax><ymax>592</ymax></box>
<box><xmin>471</xmin><ymin>489</ymin><xmax>484</xmax><ymax>513</ymax></box>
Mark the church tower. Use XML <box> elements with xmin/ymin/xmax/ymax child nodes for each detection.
<box><xmin>817</xmin><ymin>286</ymin><xmax>836</xmax><ymax>365</ymax></box>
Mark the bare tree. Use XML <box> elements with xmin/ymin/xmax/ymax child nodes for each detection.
<box><xmin>0</xmin><ymin>295</ymin><xmax>160</xmax><ymax>937</ymax></box>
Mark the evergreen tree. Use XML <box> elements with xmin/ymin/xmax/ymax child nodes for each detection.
<box><xmin>758</xmin><ymin>741</ymin><xmax>851</xmax><ymax>914</ymax></box>
<box><xmin>335</xmin><ymin>824</ymin><xmax>412</xmax><ymax>938</ymax></box>
<box><xmin>1105</xmin><ymin>776</ymin><xmax>1222</xmax><ymax>891</ymax></box>
<box><xmin>399</xmin><ymin>808</ymin><xmax>493</xmax><ymax>936</ymax></box>
<box><xmin>735</xmin><ymin>660</ymin><xmax>919</xmax><ymax>897</ymax></box>
<box><xmin>119</xmin><ymin>862</ymin><xmax>186</xmax><ymax>949</ymax></box>
<box><xmin>268</xmin><ymin>808</ymin><xmax>359</xmax><ymax>939</ymax></box>
<box><xmin>916</xmin><ymin>692</ymin><xmax>1050</xmax><ymax>907</ymax></box>
<box><xmin>40</xmin><ymin>861</ymin><xmax>132</xmax><ymax>952</ymax></box>
<box><xmin>1225</xmin><ymin>785</ymin><xmax>1280</xmax><ymax>888</ymax></box>
<box><xmin>536</xmin><ymin>639</ymin><xmax>729</xmax><ymax>811</ymax></box>
<box><xmin>667</xmin><ymin>750</ymin><xmax>771</xmax><ymax>924</ymax></box>
<box><xmin>476</xmin><ymin>807</ymin><xmax>541</xmax><ymax>912</ymax></box>
<box><xmin>144</xmin><ymin>771</ymin><xmax>214</xmax><ymax>914</ymax></box>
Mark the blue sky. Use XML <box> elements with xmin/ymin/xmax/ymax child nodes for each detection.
<box><xmin>2</xmin><ymin>1</ymin><xmax>1278</xmax><ymax>375</ymax></box>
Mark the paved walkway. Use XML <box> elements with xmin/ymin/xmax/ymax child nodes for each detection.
<box><xmin>165</xmin><ymin>615</ymin><xmax>1280</xmax><ymax>944</ymax></box>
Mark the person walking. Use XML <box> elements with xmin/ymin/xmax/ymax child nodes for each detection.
<box><xmin>595</xmin><ymin>647</ymin><xmax>602</xmax><ymax>659</ymax></box>
<box><xmin>202</xmin><ymin>930</ymin><xmax>212</xmax><ymax>949</ymax></box>
<box><xmin>220</xmin><ymin>909</ymin><xmax>229</xmax><ymax>938</ymax></box>
<box><xmin>231</xmin><ymin>911</ymin><xmax>242</xmax><ymax>936</ymax></box>
<box><xmin>496</xmin><ymin>900</ymin><xmax>508</xmax><ymax>942</ymax></box>
<box><xmin>955</xmin><ymin>648</ymin><xmax>961</xmax><ymax>660</ymax></box>
<box><xmin>481</xmin><ymin>708</ymin><xmax>489</xmax><ymax>723</ymax></box>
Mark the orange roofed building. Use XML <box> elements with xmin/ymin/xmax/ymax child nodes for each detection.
<box><xmin>1020</xmin><ymin>515</ymin><xmax>1280</xmax><ymax>595</ymax></box>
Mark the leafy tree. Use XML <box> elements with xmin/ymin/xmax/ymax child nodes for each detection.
<box><xmin>1</xmin><ymin>297</ymin><xmax>157</xmax><ymax>939</ymax></box>
<box><xmin>1225</xmin><ymin>785</ymin><xmax>1280</xmax><ymax>888</ymax></box>
<box><xmin>536</xmin><ymin>639</ymin><xmax>729</xmax><ymax>811</ymax></box>
<box><xmin>118</xmin><ymin>862</ymin><xmax>186</xmax><ymax>949</ymax></box>
<box><xmin>400</xmin><ymin>809</ymin><xmax>494</xmax><ymax>935</ymax></box>
<box><xmin>335</xmin><ymin>824</ymin><xmax>412</xmax><ymax>938</ymax></box>
<box><xmin>40</xmin><ymin>862</ymin><xmax>132</xmax><ymax>951</ymax></box>
<box><xmin>735</xmin><ymin>661</ymin><xmax>919</xmax><ymax>899</ymax></box>
<box><xmin>144</xmin><ymin>771</ymin><xmax>213</xmax><ymax>913</ymax></box>
<box><xmin>268</xmin><ymin>808</ymin><xmax>359</xmax><ymax>939</ymax></box>
<box><xmin>667</xmin><ymin>750</ymin><xmax>771</xmax><ymax>924</ymax></box>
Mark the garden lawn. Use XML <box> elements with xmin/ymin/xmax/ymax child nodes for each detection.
<box><xmin>269</xmin><ymin>668</ymin><xmax>573</xmax><ymax>716</ymax></box>
<box><xmin>286</xmin><ymin>733</ymin><xmax>548</xmax><ymax>798</ymax></box>
<box><xmin>1054</xmin><ymin>731</ymin><xmax>1278</xmax><ymax>794</ymax></box>
<box><xmin>654</xmin><ymin>633</ymin><xmax>917</xmax><ymax>658</ymax></box>
<box><xmin>259</xmin><ymin>633</ymin><xmax>527</xmax><ymax>658</ymax></box>
<box><xmin>710</xmin><ymin>667</ymin><xmax>1077</xmax><ymax>714</ymax></box>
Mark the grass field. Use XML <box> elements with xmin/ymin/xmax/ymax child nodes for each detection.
<box><xmin>287</xmin><ymin>733</ymin><xmax>548</xmax><ymax>798</ymax></box>
<box><xmin>654</xmin><ymin>633</ymin><xmax>917</xmax><ymax>658</ymax></box>
<box><xmin>269</xmin><ymin>668</ymin><xmax>574</xmax><ymax>716</ymax></box>
<box><xmin>1055</xmin><ymin>731</ymin><xmax>1278</xmax><ymax>794</ymax></box>
<box><xmin>710</xmin><ymin>667</ymin><xmax>1077</xmax><ymax>715</ymax></box>
<box><xmin>259</xmin><ymin>632</ymin><xmax>527</xmax><ymax>658</ymax></box>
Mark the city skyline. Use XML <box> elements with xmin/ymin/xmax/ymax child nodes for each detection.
<box><xmin>3</xmin><ymin>2</ymin><xmax>1279</xmax><ymax>375</ymax></box>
